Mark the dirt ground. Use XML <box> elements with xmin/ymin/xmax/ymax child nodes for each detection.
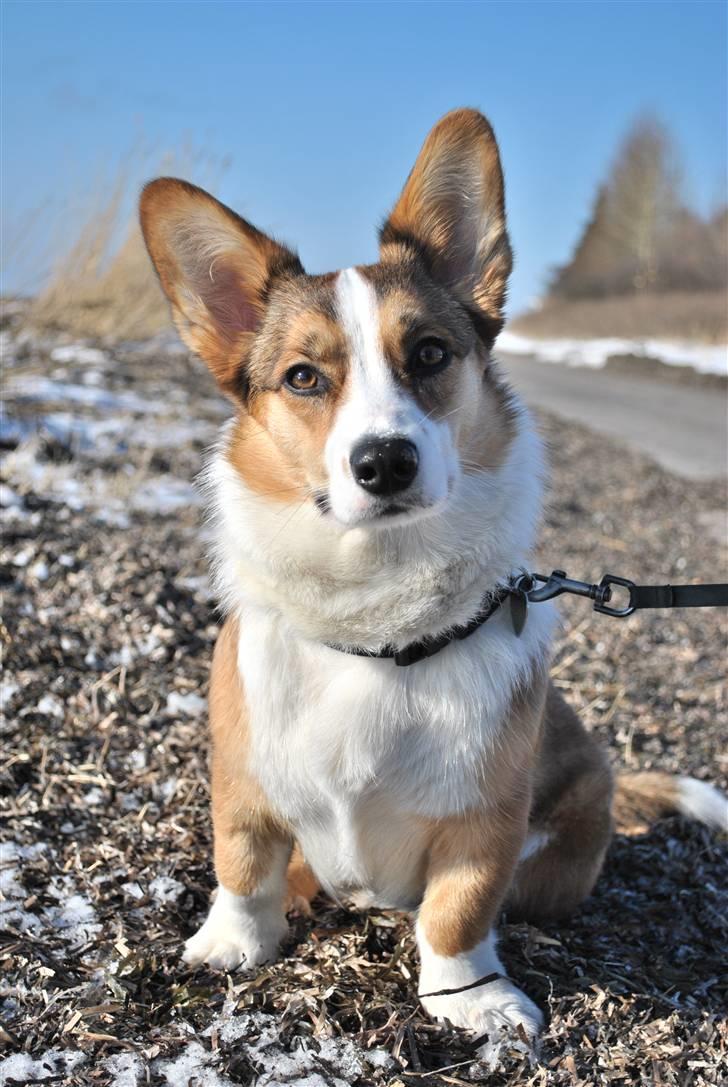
<box><xmin>1</xmin><ymin>319</ymin><xmax>726</xmax><ymax>1086</ymax></box>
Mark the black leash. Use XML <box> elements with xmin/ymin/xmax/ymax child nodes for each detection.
<box><xmin>521</xmin><ymin>569</ymin><xmax>728</xmax><ymax>616</ymax></box>
<box><xmin>327</xmin><ymin>569</ymin><xmax>728</xmax><ymax>667</ymax></box>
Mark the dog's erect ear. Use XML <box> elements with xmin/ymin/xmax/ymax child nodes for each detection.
<box><xmin>380</xmin><ymin>109</ymin><xmax>512</xmax><ymax>342</ymax></box>
<box><xmin>140</xmin><ymin>178</ymin><xmax>303</xmax><ymax>395</ymax></box>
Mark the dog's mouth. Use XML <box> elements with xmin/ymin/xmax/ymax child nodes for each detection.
<box><xmin>313</xmin><ymin>490</ymin><xmax>441</xmax><ymax>528</ymax></box>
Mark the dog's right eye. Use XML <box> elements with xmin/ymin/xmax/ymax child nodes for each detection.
<box><xmin>283</xmin><ymin>365</ymin><xmax>323</xmax><ymax>395</ymax></box>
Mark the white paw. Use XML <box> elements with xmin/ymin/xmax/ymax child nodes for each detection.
<box><xmin>422</xmin><ymin>978</ymin><xmax>543</xmax><ymax>1068</ymax></box>
<box><xmin>182</xmin><ymin>887</ymin><xmax>287</xmax><ymax>971</ymax></box>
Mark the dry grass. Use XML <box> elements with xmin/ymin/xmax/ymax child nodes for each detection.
<box><xmin>22</xmin><ymin>148</ymin><xmax>230</xmax><ymax>342</ymax></box>
<box><xmin>511</xmin><ymin>290</ymin><xmax>728</xmax><ymax>344</ymax></box>
<box><xmin>27</xmin><ymin>218</ymin><xmax>170</xmax><ymax>342</ymax></box>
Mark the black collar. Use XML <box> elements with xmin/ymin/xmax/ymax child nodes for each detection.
<box><xmin>324</xmin><ymin>567</ymin><xmax>728</xmax><ymax>666</ymax></box>
<box><xmin>325</xmin><ymin>580</ymin><xmax>521</xmax><ymax>667</ymax></box>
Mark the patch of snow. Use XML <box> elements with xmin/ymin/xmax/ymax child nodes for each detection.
<box><xmin>128</xmin><ymin>748</ymin><xmax>148</xmax><ymax>771</ymax></box>
<box><xmin>122</xmin><ymin>881</ymin><xmax>145</xmax><ymax>900</ymax></box>
<box><xmin>119</xmin><ymin>789</ymin><xmax>144</xmax><ymax>812</ymax></box>
<box><xmin>132</xmin><ymin>476</ymin><xmax>201</xmax><ymax>513</ymax></box>
<box><xmin>0</xmin><ymin>1048</ymin><xmax>86</xmax><ymax>1085</ymax></box>
<box><xmin>203</xmin><ymin>1008</ymin><xmax>393</xmax><ymax>1086</ymax></box>
<box><xmin>50</xmin><ymin>344</ymin><xmax>109</xmax><ymax>366</ymax></box>
<box><xmin>154</xmin><ymin>1042</ymin><xmax>232</xmax><ymax>1087</ymax></box>
<box><xmin>166</xmin><ymin>691</ymin><xmax>206</xmax><ymax>717</ymax></box>
<box><xmin>131</xmin><ymin>631</ymin><xmax>164</xmax><ymax>658</ymax></box>
<box><xmin>0</xmin><ymin>484</ymin><xmax>22</xmax><ymax>509</ymax></box>
<box><xmin>112</xmin><ymin>644</ymin><xmax>135</xmax><ymax>668</ymax></box>
<box><xmin>0</xmin><ymin>843</ymin><xmax>48</xmax><ymax>934</ymax></box>
<box><xmin>0</xmin><ymin>859</ymin><xmax>26</xmax><ymax>901</ymax></box>
<box><xmin>50</xmin><ymin>893</ymin><xmax>98</xmax><ymax>934</ymax></box>
<box><xmin>498</xmin><ymin>330</ymin><xmax>728</xmax><ymax>376</ymax></box>
<box><xmin>125</xmin><ymin>330</ymin><xmax>189</xmax><ymax>357</ymax></box>
<box><xmin>12</xmin><ymin>547</ymin><xmax>33</xmax><ymax>568</ymax></box>
<box><xmin>150</xmin><ymin>875</ymin><xmax>185</xmax><ymax>905</ymax></box>
<box><xmin>0</xmin><ymin>900</ymin><xmax>42</xmax><ymax>934</ymax></box>
<box><xmin>93</xmin><ymin>508</ymin><xmax>131</xmax><ymax>529</ymax></box>
<box><xmin>39</xmin><ymin>411</ymin><xmax>127</xmax><ymax>451</ymax></box>
<box><xmin>1</xmin><ymin>410</ymin><xmax>215</xmax><ymax>461</ymax></box>
<box><xmin>0</xmin><ymin>681</ymin><xmax>19</xmax><ymax>707</ymax></box>
<box><xmin>30</xmin><ymin>560</ymin><xmax>49</xmax><ymax>582</ymax></box>
<box><xmin>99</xmin><ymin>1052</ymin><xmax>144</xmax><ymax>1087</ymax></box>
<box><xmin>179</xmin><ymin>574</ymin><xmax>212</xmax><ymax>597</ymax></box>
<box><xmin>1</xmin><ymin>848</ymin><xmax>102</xmax><ymax>949</ymax></box>
<box><xmin>156</xmin><ymin>777</ymin><xmax>179</xmax><ymax>804</ymax></box>
<box><xmin>0</xmin><ymin>416</ymin><xmax>33</xmax><ymax>446</ymax></box>
<box><xmin>5</xmin><ymin>375</ymin><xmax>161</xmax><ymax>413</ymax></box>
<box><xmin>36</xmin><ymin>694</ymin><xmax>64</xmax><ymax>718</ymax></box>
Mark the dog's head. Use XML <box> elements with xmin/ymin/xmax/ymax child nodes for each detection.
<box><xmin>140</xmin><ymin>109</ymin><xmax>516</xmax><ymax>529</ymax></box>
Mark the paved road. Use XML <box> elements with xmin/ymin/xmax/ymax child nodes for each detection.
<box><xmin>502</xmin><ymin>354</ymin><xmax>727</xmax><ymax>481</ymax></box>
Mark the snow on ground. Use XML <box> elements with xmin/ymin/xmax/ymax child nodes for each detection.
<box><xmin>0</xmin><ymin>827</ymin><xmax>393</xmax><ymax>1085</ymax></box>
<box><xmin>0</xmin><ymin>1011</ymin><xmax>392</xmax><ymax>1087</ymax></box>
<box><xmin>0</xmin><ymin>1049</ymin><xmax>87</xmax><ymax>1086</ymax></box>
<box><xmin>498</xmin><ymin>330</ymin><xmax>728</xmax><ymax>375</ymax></box>
<box><xmin>1</xmin><ymin>334</ymin><xmax>223</xmax><ymax>528</ymax></box>
<box><xmin>1</xmin><ymin>841</ymin><xmax>101</xmax><ymax>944</ymax></box>
<box><xmin>5</xmin><ymin>374</ymin><xmax>162</xmax><ymax>414</ymax></box>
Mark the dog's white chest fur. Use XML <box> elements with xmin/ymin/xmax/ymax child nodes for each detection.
<box><xmin>237</xmin><ymin>598</ymin><xmax>554</xmax><ymax>907</ymax></box>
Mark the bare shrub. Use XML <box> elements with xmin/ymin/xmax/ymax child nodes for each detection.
<box><xmin>23</xmin><ymin>147</ymin><xmax>230</xmax><ymax>342</ymax></box>
<box><xmin>550</xmin><ymin>115</ymin><xmax>728</xmax><ymax>301</ymax></box>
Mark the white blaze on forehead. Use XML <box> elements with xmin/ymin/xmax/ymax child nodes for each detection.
<box><xmin>326</xmin><ymin>266</ymin><xmax>455</xmax><ymax>526</ymax></box>
<box><xmin>335</xmin><ymin>266</ymin><xmax>394</xmax><ymax>407</ymax></box>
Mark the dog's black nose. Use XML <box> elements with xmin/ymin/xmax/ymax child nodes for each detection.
<box><xmin>350</xmin><ymin>437</ymin><xmax>419</xmax><ymax>496</ymax></box>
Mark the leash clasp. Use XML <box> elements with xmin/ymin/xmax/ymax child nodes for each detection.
<box><xmin>593</xmin><ymin>574</ymin><xmax>637</xmax><ymax>617</ymax></box>
<box><xmin>522</xmin><ymin>569</ymin><xmax>635</xmax><ymax>616</ymax></box>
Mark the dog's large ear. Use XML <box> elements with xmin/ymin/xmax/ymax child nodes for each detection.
<box><xmin>380</xmin><ymin>109</ymin><xmax>512</xmax><ymax>342</ymax></box>
<box><xmin>140</xmin><ymin>178</ymin><xmax>303</xmax><ymax>395</ymax></box>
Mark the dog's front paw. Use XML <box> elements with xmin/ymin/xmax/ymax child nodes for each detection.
<box><xmin>421</xmin><ymin>977</ymin><xmax>543</xmax><ymax>1068</ymax></box>
<box><xmin>182</xmin><ymin>888</ymin><xmax>287</xmax><ymax>971</ymax></box>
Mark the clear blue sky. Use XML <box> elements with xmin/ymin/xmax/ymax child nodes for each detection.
<box><xmin>2</xmin><ymin>0</ymin><xmax>726</xmax><ymax>313</ymax></box>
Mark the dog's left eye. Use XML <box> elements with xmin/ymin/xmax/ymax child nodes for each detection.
<box><xmin>284</xmin><ymin>365</ymin><xmax>322</xmax><ymax>394</ymax></box>
<box><xmin>410</xmin><ymin>339</ymin><xmax>450</xmax><ymax>375</ymax></box>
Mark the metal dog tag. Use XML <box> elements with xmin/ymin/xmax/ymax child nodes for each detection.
<box><xmin>509</xmin><ymin>591</ymin><xmax>528</xmax><ymax>637</ymax></box>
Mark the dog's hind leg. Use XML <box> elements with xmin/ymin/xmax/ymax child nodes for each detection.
<box><xmin>506</xmin><ymin>685</ymin><xmax>614</xmax><ymax>922</ymax></box>
<box><xmin>506</xmin><ymin>763</ymin><xmax>613</xmax><ymax>921</ymax></box>
<box><xmin>285</xmin><ymin>846</ymin><xmax>320</xmax><ymax>915</ymax></box>
<box><xmin>507</xmin><ymin>685</ymin><xmax>727</xmax><ymax>922</ymax></box>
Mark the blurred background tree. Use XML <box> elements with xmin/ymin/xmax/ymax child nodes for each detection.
<box><xmin>549</xmin><ymin>115</ymin><xmax>728</xmax><ymax>300</ymax></box>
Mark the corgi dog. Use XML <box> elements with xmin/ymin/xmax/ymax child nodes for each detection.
<box><xmin>139</xmin><ymin>109</ymin><xmax>726</xmax><ymax>1063</ymax></box>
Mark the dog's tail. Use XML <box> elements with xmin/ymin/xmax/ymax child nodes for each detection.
<box><xmin>613</xmin><ymin>771</ymin><xmax>727</xmax><ymax>834</ymax></box>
